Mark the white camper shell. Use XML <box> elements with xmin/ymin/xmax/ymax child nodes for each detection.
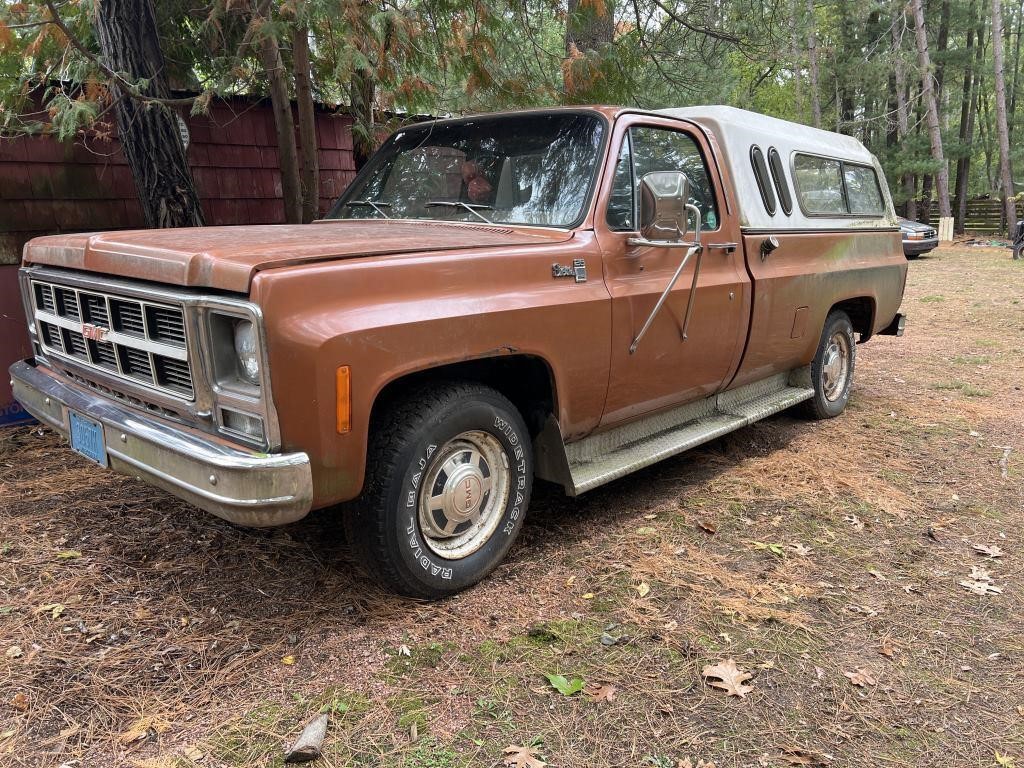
<box><xmin>660</xmin><ymin>106</ymin><xmax>899</xmax><ymax>232</ymax></box>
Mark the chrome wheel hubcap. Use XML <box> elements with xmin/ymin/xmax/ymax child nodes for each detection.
<box><xmin>821</xmin><ymin>331</ymin><xmax>851</xmax><ymax>402</ymax></box>
<box><xmin>418</xmin><ymin>431</ymin><xmax>510</xmax><ymax>560</ymax></box>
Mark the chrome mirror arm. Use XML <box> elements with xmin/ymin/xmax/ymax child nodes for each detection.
<box><xmin>629</xmin><ymin>203</ymin><xmax>703</xmax><ymax>355</ymax></box>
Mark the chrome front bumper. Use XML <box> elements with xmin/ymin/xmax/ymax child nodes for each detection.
<box><xmin>9</xmin><ymin>360</ymin><xmax>313</xmax><ymax>527</ymax></box>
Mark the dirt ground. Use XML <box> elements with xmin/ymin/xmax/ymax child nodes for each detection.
<box><xmin>1</xmin><ymin>245</ymin><xmax>1022</xmax><ymax>768</ymax></box>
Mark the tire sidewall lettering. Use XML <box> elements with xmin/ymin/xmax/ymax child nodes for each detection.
<box><xmin>396</xmin><ymin>401</ymin><xmax>530</xmax><ymax>585</ymax></box>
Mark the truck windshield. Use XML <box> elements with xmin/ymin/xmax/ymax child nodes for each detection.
<box><xmin>327</xmin><ymin>113</ymin><xmax>606</xmax><ymax>228</ymax></box>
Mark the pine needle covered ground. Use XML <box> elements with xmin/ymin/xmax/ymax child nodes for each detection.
<box><xmin>1</xmin><ymin>245</ymin><xmax>1022</xmax><ymax>768</ymax></box>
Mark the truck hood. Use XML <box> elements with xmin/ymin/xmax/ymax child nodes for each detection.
<box><xmin>22</xmin><ymin>219</ymin><xmax>573</xmax><ymax>293</ymax></box>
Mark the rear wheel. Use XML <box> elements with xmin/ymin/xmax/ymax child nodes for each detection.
<box><xmin>344</xmin><ymin>382</ymin><xmax>533</xmax><ymax>599</ymax></box>
<box><xmin>802</xmin><ymin>310</ymin><xmax>856</xmax><ymax>420</ymax></box>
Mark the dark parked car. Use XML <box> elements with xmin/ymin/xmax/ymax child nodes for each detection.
<box><xmin>899</xmin><ymin>217</ymin><xmax>938</xmax><ymax>258</ymax></box>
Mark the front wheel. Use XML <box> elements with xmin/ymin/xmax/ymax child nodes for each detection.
<box><xmin>802</xmin><ymin>310</ymin><xmax>856</xmax><ymax>420</ymax></box>
<box><xmin>344</xmin><ymin>382</ymin><xmax>533</xmax><ymax>599</ymax></box>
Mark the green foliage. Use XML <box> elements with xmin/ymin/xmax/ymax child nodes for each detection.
<box><xmin>0</xmin><ymin>0</ymin><xmax>1021</xmax><ymax>207</ymax></box>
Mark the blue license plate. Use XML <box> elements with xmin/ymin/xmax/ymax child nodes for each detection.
<box><xmin>68</xmin><ymin>411</ymin><xmax>107</xmax><ymax>467</ymax></box>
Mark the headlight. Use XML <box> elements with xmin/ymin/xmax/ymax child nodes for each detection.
<box><xmin>233</xmin><ymin>320</ymin><xmax>260</xmax><ymax>384</ymax></box>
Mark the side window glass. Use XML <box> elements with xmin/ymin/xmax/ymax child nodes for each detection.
<box><xmin>767</xmin><ymin>147</ymin><xmax>793</xmax><ymax>215</ymax></box>
<box><xmin>793</xmin><ymin>154</ymin><xmax>846</xmax><ymax>214</ymax></box>
<box><xmin>629</xmin><ymin>126</ymin><xmax>719</xmax><ymax>231</ymax></box>
<box><xmin>843</xmin><ymin>163</ymin><xmax>884</xmax><ymax>215</ymax></box>
<box><xmin>606</xmin><ymin>134</ymin><xmax>634</xmax><ymax>231</ymax></box>
<box><xmin>750</xmin><ymin>145</ymin><xmax>777</xmax><ymax>215</ymax></box>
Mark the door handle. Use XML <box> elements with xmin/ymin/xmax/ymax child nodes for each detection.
<box><xmin>707</xmin><ymin>242</ymin><xmax>738</xmax><ymax>253</ymax></box>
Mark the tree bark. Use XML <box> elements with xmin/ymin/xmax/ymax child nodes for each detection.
<box><xmin>93</xmin><ymin>0</ymin><xmax>204</xmax><ymax>228</ymax></box>
<box><xmin>566</xmin><ymin>0</ymin><xmax>614</xmax><ymax>53</ymax></box>
<box><xmin>992</xmin><ymin>0</ymin><xmax>1018</xmax><ymax>232</ymax></box>
<box><xmin>892</xmin><ymin>4</ymin><xmax>917</xmax><ymax>220</ymax></box>
<box><xmin>1009</xmin><ymin>0</ymin><xmax>1023</xmax><ymax>140</ymax></box>
<box><xmin>292</xmin><ymin>25</ymin><xmax>319</xmax><ymax>223</ymax></box>
<box><xmin>257</xmin><ymin>22</ymin><xmax>302</xmax><ymax>224</ymax></box>
<box><xmin>954</xmin><ymin>21</ymin><xmax>979</xmax><ymax>233</ymax></box>
<box><xmin>807</xmin><ymin>0</ymin><xmax>822</xmax><ymax>128</ymax></box>
<box><xmin>911</xmin><ymin>0</ymin><xmax>952</xmax><ymax>219</ymax></box>
<box><xmin>349</xmin><ymin>67</ymin><xmax>376</xmax><ymax>172</ymax></box>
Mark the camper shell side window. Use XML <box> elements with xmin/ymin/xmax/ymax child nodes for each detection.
<box><xmin>792</xmin><ymin>152</ymin><xmax>885</xmax><ymax>218</ymax></box>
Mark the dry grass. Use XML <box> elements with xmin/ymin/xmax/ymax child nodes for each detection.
<box><xmin>1</xmin><ymin>245</ymin><xmax>1023</xmax><ymax>767</ymax></box>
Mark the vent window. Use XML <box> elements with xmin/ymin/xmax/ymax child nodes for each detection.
<box><xmin>767</xmin><ymin>147</ymin><xmax>793</xmax><ymax>215</ymax></box>
<box><xmin>750</xmin><ymin>146</ymin><xmax>776</xmax><ymax>215</ymax></box>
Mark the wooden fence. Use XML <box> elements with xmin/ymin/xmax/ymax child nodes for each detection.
<box><xmin>918</xmin><ymin>198</ymin><xmax>1024</xmax><ymax>235</ymax></box>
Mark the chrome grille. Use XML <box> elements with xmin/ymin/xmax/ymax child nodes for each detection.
<box><xmin>31</xmin><ymin>279</ymin><xmax>195</xmax><ymax>402</ymax></box>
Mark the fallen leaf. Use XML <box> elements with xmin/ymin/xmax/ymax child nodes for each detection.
<box><xmin>878</xmin><ymin>639</ymin><xmax>896</xmax><ymax>658</ymax></box>
<box><xmin>635</xmin><ymin>582</ymin><xmax>651</xmax><ymax>598</ymax></box>
<box><xmin>701</xmin><ymin>658</ymin><xmax>754</xmax><ymax>697</ymax></box>
<box><xmin>969</xmin><ymin>565</ymin><xmax>992</xmax><ymax>581</ymax></box>
<box><xmin>584</xmin><ymin>682</ymin><xmax>617</xmax><ymax>703</ymax></box>
<box><xmin>545</xmin><ymin>673</ymin><xmax>584</xmax><ymax>696</ymax></box>
<box><xmin>636</xmin><ymin>526</ymin><xmax>657</xmax><ymax>535</ymax></box>
<box><xmin>36</xmin><ymin>603</ymin><xmax>64</xmax><ymax>619</ymax></box>
<box><xmin>994</xmin><ymin>752</ymin><xmax>1016</xmax><ymax>768</ymax></box>
<box><xmin>844</xmin><ymin>514</ymin><xmax>865</xmax><ymax>531</ymax></box>
<box><xmin>697</xmin><ymin>519</ymin><xmax>717</xmax><ymax>534</ymax></box>
<box><xmin>664</xmin><ymin>620</ymin><xmax>679</xmax><ymax>632</ymax></box>
<box><xmin>843</xmin><ymin>668</ymin><xmax>877</xmax><ymax>687</ymax></box>
<box><xmin>504</xmin><ymin>744</ymin><xmax>546</xmax><ymax>768</ymax></box>
<box><xmin>5</xmin><ymin>646</ymin><xmax>22</xmax><ymax>659</ymax></box>
<box><xmin>581</xmin><ymin>593</ymin><xmax>595</xmax><ymax>600</ymax></box>
<box><xmin>56</xmin><ymin>550</ymin><xmax>82</xmax><ymax>560</ymax></box>
<box><xmin>779</xmin><ymin>746</ymin><xmax>827</xmax><ymax>765</ymax></box>
<box><xmin>181</xmin><ymin>745</ymin><xmax>204</xmax><ymax>762</ymax></box>
<box><xmin>397</xmin><ymin>644</ymin><xmax>411</xmax><ymax>657</ymax></box>
<box><xmin>960</xmin><ymin>579</ymin><xmax>1003</xmax><ymax>595</ymax></box>
<box><xmin>867</xmin><ymin>569</ymin><xmax>886</xmax><ymax>581</ymax></box>
<box><xmin>10</xmin><ymin>693</ymin><xmax>29</xmax><ymax>711</ymax></box>
<box><xmin>677</xmin><ymin>759</ymin><xmax>718</xmax><ymax>768</ymax></box>
<box><xmin>564</xmin><ymin>575</ymin><xmax>576</xmax><ymax>587</ymax></box>
<box><xmin>973</xmin><ymin>544</ymin><xmax>1005</xmax><ymax>559</ymax></box>
<box><xmin>790</xmin><ymin>543</ymin><xmax>812</xmax><ymax>557</ymax></box>
<box><xmin>281</xmin><ymin>655</ymin><xmax>296</xmax><ymax>666</ymax></box>
<box><xmin>119</xmin><ymin>716</ymin><xmax>171</xmax><ymax>744</ymax></box>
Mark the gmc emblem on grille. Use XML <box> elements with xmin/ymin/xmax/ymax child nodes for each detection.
<box><xmin>81</xmin><ymin>323</ymin><xmax>109</xmax><ymax>341</ymax></box>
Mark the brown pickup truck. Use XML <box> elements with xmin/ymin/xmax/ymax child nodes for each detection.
<box><xmin>10</xmin><ymin>106</ymin><xmax>907</xmax><ymax>597</ymax></box>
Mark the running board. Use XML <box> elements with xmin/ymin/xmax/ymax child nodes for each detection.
<box><xmin>558</xmin><ymin>370</ymin><xmax>814</xmax><ymax>496</ymax></box>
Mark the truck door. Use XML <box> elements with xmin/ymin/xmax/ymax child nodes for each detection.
<box><xmin>595</xmin><ymin>115</ymin><xmax>751</xmax><ymax>426</ymax></box>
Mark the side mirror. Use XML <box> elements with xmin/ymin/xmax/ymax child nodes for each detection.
<box><xmin>638</xmin><ymin>171</ymin><xmax>691</xmax><ymax>242</ymax></box>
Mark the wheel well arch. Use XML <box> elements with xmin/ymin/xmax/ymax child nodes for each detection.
<box><xmin>368</xmin><ymin>354</ymin><xmax>558</xmax><ymax>439</ymax></box>
<box><xmin>829</xmin><ymin>296</ymin><xmax>876</xmax><ymax>340</ymax></box>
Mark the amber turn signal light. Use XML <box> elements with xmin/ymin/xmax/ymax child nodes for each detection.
<box><xmin>336</xmin><ymin>366</ymin><xmax>352</xmax><ymax>434</ymax></box>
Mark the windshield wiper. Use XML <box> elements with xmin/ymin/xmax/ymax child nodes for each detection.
<box><xmin>424</xmin><ymin>200</ymin><xmax>494</xmax><ymax>224</ymax></box>
<box><xmin>345</xmin><ymin>200</ymin><xmax>392</xmax><ymax>218</ymax></box>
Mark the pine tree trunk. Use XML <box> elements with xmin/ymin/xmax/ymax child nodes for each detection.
<box><xmin>1009</xmin><ymin>0</ymin><xmax>1023</xmax><ymax>140</ymax></box>
<box><xmin>807</xmin><ymin>0</ymin><xmax>822</xmax><ymax>128</ymax></box>
<box><xmin>992</xmin><ymin>0</ymin><xmax>1018</xmax><ymax>232</ymax></box>
<box><xmin>292</xmin><ymin>25</ymin><xmax>319</xmax><ymax>223</ymax></box>
<box><xmin>911</xmin><ymin>0</ymin><xmax>952</xmax><ymax>219</ymax></box>
<box><xmin>349</xmin><ymin>67</ymin><xmax>376</xmax><ymax>172</ymax></box>
<box><xmin>954</xmin><ymin>21</ymin><xmax>979</xmax><ymax>234</ymax></box>
<box><xmin>893</xmin><ymin>4</ymin><xmax>917</xmax><ymax>220</ymax></box>
<box><xmin>94</xmin><ymin>0</ymin><xmax>204</xmax><ymax>228</ymax></box>
<box><xmin>258</xmin><ymin>27</ymin><xmax>303</xmax><ymax>224</ymax></box>
<box><xmin>566</xmin><ymin>0</ymin><xmax>614</xmax><ymax>53</ymax></box>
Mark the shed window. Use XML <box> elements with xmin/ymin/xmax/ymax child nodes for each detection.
<box><xmin>843</xmin><ymin>163</ymin><xmax>884</xmax><ymax>215</ymax></box>
<box><xmin>767</xmin><ymin>147</ymin><xmax>793</xmax><ymax>215</ymax></box>
<box><xmin>750</xmin><ymin>146</ymin><xmax>776</xmax><ymax>215</ymax></box>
